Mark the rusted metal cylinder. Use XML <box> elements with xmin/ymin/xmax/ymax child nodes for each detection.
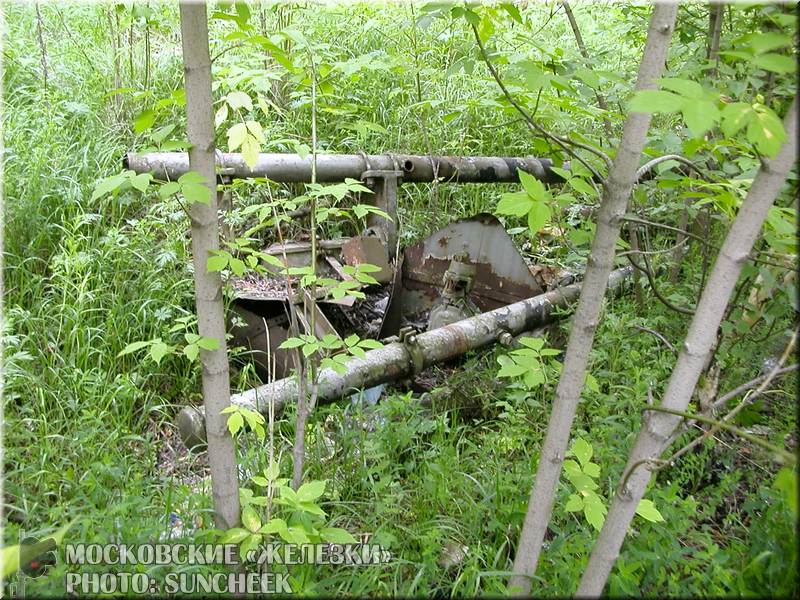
<box><xmin>124</xmin><ymin>152</ymin><xmax>567</xmax><ymax>184</ymax></box>
<box><xmin>177</xmin><ymin>266</ymin><xmax>631</xmax><ymax>448</ymax></box>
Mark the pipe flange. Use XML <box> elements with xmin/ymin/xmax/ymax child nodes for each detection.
<box><xmin>399</xmin><ymin>326</ymin><xmax>425</xmax><ymax>375</ymax></box>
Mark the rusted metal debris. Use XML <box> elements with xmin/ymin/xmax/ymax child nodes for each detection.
<box><xmin>342</xmin><ymin>236</ymin><xmax>392</xmax><ymax>284</ymax></box>
<box><xmin>124</xmin><ymin>150</ymin><xmax>626</xmax><ymax>451</ymax></box>
<box><xmin>392</xmin><ymin>213</ymin><xmax>546</xmax><ymax>321</ymax></box>
<box><xmin>178</xmin><ymin>266</ymin><xmax>632</xmax><ymax>448</ymax></box>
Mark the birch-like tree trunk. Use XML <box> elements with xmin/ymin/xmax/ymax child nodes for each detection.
<box><xmin>508</xmin><ymin>5</ymin><xmax>678</xmax><ymax>595</ymax></box>
<box><xmin>577</xmin><ymin>99</ymin><xmax>797</xmax><ymax>597</ymax></box>
<box><xmin>179</xmin><ymin>0</ymin><xmax>240</xmax><ymax>529</ymax></box>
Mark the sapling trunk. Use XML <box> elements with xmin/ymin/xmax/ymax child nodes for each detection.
<box><xmin>560</xmin><ymin>0</ymin><xmax>613</xmax><ymax>138</ymax></box>
<box><xmin>576</xmin><ymin>99</ymin><xmax>797</xmax><ymax>597</ymax></box>
<box><xmin>35</xmin><ymin>2</ymin><xmax>49</xmax><ymax>105</ymax></box>
<box><xmin>179</xmin><ymin>0</ymin><xmax>240</xmax><ymax>529</ymax></box>
<box><xmin>508</xmin><ymin>5</ymin><xmax>678</xmax><ymax>595</ymax></box>
<box><xmin>292</xmin><ymin>46</ymin><xmax>319</xmax><ymax>491</ymax></box>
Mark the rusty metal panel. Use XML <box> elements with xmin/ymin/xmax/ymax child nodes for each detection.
<box><xmin>341</xmin><ymin>236</ymin><xmax>393</xmax><ymax>284</ymax></box>
<box><xmin>399</xmin><ymin>213</ymin><xmax>545</xmax><ymax>314</ymax></box>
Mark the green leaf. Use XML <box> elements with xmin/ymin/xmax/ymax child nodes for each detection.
<box><xmin>635</xmin><ymin>498</ymin><xmax>665</xmax><ymax>523</ymax></box>
<box><xmin>260</xmin><ymin>518</ymin><xmax>288</xmax><ymax>535</ymax></box>
<box><xmin>501</xmin><ymin>2</ymin><xmax>522</xmax><ymax>23</ymax></box>
<box><xmin>571</xmin><ymin>438</ymin><xmax>593</xmax><ymax>467</ymax></box>
<box><xmin>518</xmin><ymin>169</ymin><xmax>547</xmax><ymax>201</ymax></box>
<box><xmin>279</xmin><ymin>337</ymin><xmax>304</xmax><ymax>349</ymax></box>
<box><xmin>130</xmin><ymin>173</ymin><xmax>152</xmax><ymax>192</ymax></box>
<box><xmin>227</xmin><ymin>411</ymin><xmax>244</xmax><ymax>436</ymax></box>
<box><xmin>182</xmin><ymin>183</ymin><xmax>212</xmax><ymax>205</ymax></box>
<box><xmin>583</xmin><ymin>493</ymin><xmax>607</xmax><ymax>531</ymax></box>
<box><xmin>178</xmin><ymin>171</ymin><xmax>206</xmax><ymax>185</ymax></box>
<box><xmin>720</xmin><ymin>102</ymin><xmax>754</xmax><ymax>137</ymax></box>
<box><xmin>239</xmin><ymin>533</ymin><xmax>262</xmax><ymax>559</ymax></box>
<box><xmin>749</xmin><ymin>32</ymin><xmax>792</xmax><ymax>54</ymax></box>
<box><xmin>752</xmin><ymin>53</ymin><xmax>795</xmax><ymax>74</ymax></box>
<box><xmin>584</xmin><ymin>462</ymin><xmax>601</xmax><ymax>478</ymax></box>
<box><xmin>118</xmin><ymin>340</ymin><xmax>151</xmax><ymax>357</ymax></box>
<box><xmin>133</xmin><ymin>109</ymin><xmax>156</xmax><ymax>134</ymax></box>
<box><xmin>241</xmin><ymin>133</ymin><xmax>261</xmax><ymax>170</ymax></box>
<box><xmin>747</xmin><ymin>107</ymin><xmax>786</xmax><ymax>157</ymax></box>
<box><xmin>246</xmin><ymin>120</ymin><xmax>265</xmax><ymax>142</ymax></box>
<box><xmin>358</xmin><ymin>339</ymin><xmax>383</xmax><ymax>349</ymax></box>
<box><xmin>563</xmin><ymin>459</ymin><xmax>582</xmax><ymax>479</ymax></box>
<box><xmin>320</xmin><ymin>527</ymin><xmax>357</xmax><ymax>544</ymax></box>
<box><xmin>2</xmin><ymin>545</ymin><xmax>20</xmax><ymax>578</ymax></box>
<box><xmin>221</xmin><ymin>527</ymin><xmax>250</xmax><ymax>544</ymax></box>
<box><xmin>207</xmin><ymin>254</ymin><xmax>229</xmax><ymax>272</ymax></box>
<box><xmin>215</xmin><ymin>102</ymin><xmax>229</xmax><ymax>128</ymax></box>
<box><xmin>149</xmin><ymin>341</ymin><xmax>171</xmax><ymax>365</ymax></box>
<box><xmin>657</xmin><ymin>77</ymin><xmax>704</xmax><ymax>99</ymax></box>
<box><xmin>183</xmin><ymin>343</ymin><xmax>199</xmax><ymax>361</ymax></box>
<box><xmin>197</xmin><ymin>336</ymin><xmax>220</xmax><ymax>351</ymax></box>
<box><xmin>151</xmin><ymin>123</ymin><xmax>176</xmax><ymax>144</ymax></box>
<box><xmin>159</xmin><ymin>181</ymin><xmax>181</xmax><ymax>199</ymax></box>
<box><xmin>242</xmin><ymin>505</ymin><xmax>262</xmax><ymax>533</ymax></box>
<box><xmin>280</xmin><ymin>526</ymin><xmax>310</xmax><ymax>545</ymax></box>
<box><xmin>518</xmin><ymin>337</ymin><xmax>544</xmax><ymax>350</ymax></box>
<box><xmin>681</xmin><ymin>101</ymin><xmax>720</xmax><ymax>138</ymax></box>
<box><xmin>226</xmin><ymin>91</ymin><xmax>253</xmax><ymax>111</ymax></box>
<box><xmin>569</xmin><ymin>177</ymin><xmax>595</xmax><ymax>196</ymax></box>
<box><xmin>298</xmin><ymin>501</ymin><xmax>327</xmax><ymax>516</ymax></box>
<box><xmin>229</xmin><ymin>257</ymin><xmax>246</xmax><ymax>276</ymax></box>
<box><xmin>523</xmin><ymin>368</ymin><xmax>545</xmax><ymax>389</ymax></box>
<box><xmin>565</xmin><ymin>494</ymin><xmax>584</xmax><ymax>512</ymax></box>
<box><xmin>628</xmin><ymin>89</ymin><xmax>683</xmax><ymax>114</ymax></box>
<box><xmin>585</xmin><ymin>372</ymin><xmax>600</xmax><ymax>393</ymax></box>
<box><xmin>527</xmin><ymin>201</ymin><xmax>551</xmax><ymax>235</ymax></box>
<box><xmin>227</xmin><ymin>122</ymin><xmax>248</xmax><ymax>151</ymax></box>
<box><xmin>773</xmin><ymin>467</ymin><xmax>797</xmax><ymax>516</ymax></box>
<box><xmin>497</xmin><ymin>192</ymin><xmax>533</xmax><ymax>217</ymax></box>
<box><xmin>497</xmin><ymin>360</ymin><xmax>528</xmax><ymax>378</ymax></box>
<box><xmin>91</xmin><ymin>173</ymin><xmax>126</xmax><ymax>202</ymax></box>
<box><xmin>297</xmin><ymin>480</ymin><xmax>327</xmax><ymax>502</ymax></box>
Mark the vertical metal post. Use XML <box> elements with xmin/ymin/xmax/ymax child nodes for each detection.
<box><xmin>361</xmin><ymin>169</ymin><xmax>402</xmax><ymax>259</ymax></box>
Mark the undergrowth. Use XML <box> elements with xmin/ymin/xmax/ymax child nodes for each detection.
<box><xmin>3</xmin><ymin>2</ymin><xmax>796</xmax><ymax>597</ymax></box>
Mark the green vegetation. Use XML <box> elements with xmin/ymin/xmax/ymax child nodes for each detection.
<box><xmin>3</xmin><ymin>1</ymin><xmax>796</xmax><ymax>596</ymax></box>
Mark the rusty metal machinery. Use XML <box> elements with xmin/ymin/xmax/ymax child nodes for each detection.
<box><xmin>125</xmin><ymin>151</ymin><xmax>630</xmax><ymax>449</ymax></box>
<box><xmin>177</xmin><ymin>267</ymin><xmax>632</xmax><ymax>448</ymax></box>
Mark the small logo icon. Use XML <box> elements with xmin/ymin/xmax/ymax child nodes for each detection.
<box><xmin>19</xmin><ymin>537</ymin><xmax>57</xmax><ymax>577</ymax></box>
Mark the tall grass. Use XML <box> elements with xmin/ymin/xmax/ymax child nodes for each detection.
<box><xmin>3</xmin><ymin>2</ymin><xmax>796</xmax><ymax>597</ymax></box>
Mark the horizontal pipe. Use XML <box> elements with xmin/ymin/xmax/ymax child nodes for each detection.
<box><xmin>124</xmin><ymin>152</ymin><xmax>567</xmax><ymax>184</ymax></box>
<box><xmin>177</xmin><ymin>266</ymin><xmax>632</xmax><ymax>448</ymax></box>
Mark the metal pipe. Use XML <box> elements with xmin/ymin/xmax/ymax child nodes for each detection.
<box><xmin>124</xmin><ymin>152</ymin><xmax>567</xmax><ymax>184</ymax></box>
<box><xmin>177</xmin><ymin>266</ymin><xmax>632</xmax><ymax>447</ymax></box>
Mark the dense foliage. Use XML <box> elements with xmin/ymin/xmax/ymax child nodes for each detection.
<box><xmin>3</xmin><ymin>1</ymin><xmax>797</xmax><ymax>596</ymax></box>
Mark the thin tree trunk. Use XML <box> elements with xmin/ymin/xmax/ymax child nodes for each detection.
<box><xmin>577</xmin><ymin>99</ymin><xmax>797</xmax><ymax>597</ymax></box>
<box><xmin>292</xmin><ymin>47</ymin><xmax>318</xmax><ymax>491</ymax></box>
<box><xmin>628</xmin><ymin>223</ymin><xmax>645</xmax><ymax>311</ymax></box>
<box><xmin>179</xmin><ymin>0</ymin><xmax>240</xmax><ymax>529</ymax></box>
<box><xmin>669</xmin><ymin>196</ymin><xmax>691</xmax><ymax>282</ymax></box>
<box><xmin>560</xmin><ymin>0</ymin><xmax>613</xmax><ymax>138</ymax></box>
<box><xmin>128</xmin><ymin>15</ymin><xmax>135</xmax><ymax>84</ymax></box>
<box><xmin>107</xmin><ymin>7</ymin><xmax>123</xmax><ymax>122</ymax></box>
<box><xmin>34</xmin><ymin>2</ymin><xmax>49</xmax><ymax>105</ymax></box>
<box><xmin>507</xmin><ymin>5</ymin><xmax>678</xmax><ymax>595</ymax></box>
<box><xmin>144</xmin><ymin>3</ymin><xmax>151</xmax><ymax>90</ymax></box>
<box><xmin>706</xmin><ymin>1</ymin><xmax>723</xmax><ymax>79</ymax></box>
